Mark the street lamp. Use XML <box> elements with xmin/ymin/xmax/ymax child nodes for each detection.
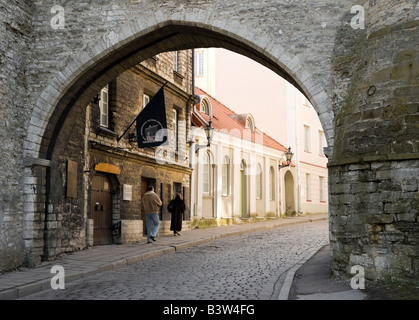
<box><xmin>195</xmin><ymin>119</ymin><xmax>215</xmax><ymax>153</ymax></box>
<box><xmin>279</xmin><ymin>146</ymin><xmax>294</xmax><ymax>169</ymax></box>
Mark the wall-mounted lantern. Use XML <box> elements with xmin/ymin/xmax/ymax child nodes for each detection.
<box><xmin>195</xmin><ymin>119</ymin><xmax>214</xmax><ymax>153</ymax></box>
<box><xmin>279</xmin><ymin>147</ymin><xmax>294</xmax><ymax>169</ymax></box>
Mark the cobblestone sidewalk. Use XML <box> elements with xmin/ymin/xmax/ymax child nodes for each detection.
<box><xmin>0</xmin><ymin>213</ymin><xmax>327</xmax><ymax>300</ymax></box>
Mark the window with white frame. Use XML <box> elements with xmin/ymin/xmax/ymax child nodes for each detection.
<box><xmin>269</xmin><ymin>166</ymin><xmax>275</xmax><ymax>201</ymax></box>
<box><xmin>173</xmin><ymin>51</ymin><xmax>180</xmax><ymax>72</ymax></box>
<box><xmin>202</xmin><ymin>152</ymin><xmax>210</xmax><ymax>194</ymax></box>
<box><xmin>304</xmin><ymin>125</ymin><xmax>311</xmax><ymax>152</ymax></box>
<box><xmin>195</xmin><ymin>50</ymin><xmax>204</xmax><ymax>76</ymax></box>
<box><xmin>173</xmin><ymin>108</ymin><xmax>179</xmax><ymax>151</ymax></box>
<box><xmin>201</xmin><ymin>99</ymin><xmax>209</xmax><ymax>115</ymax></box>
<box><xmin>99</xmin><ymin>85</ymin><xmax>109</xmax><ymax>127</ymax></box>
<box><xmin>143</xmin><ymin>93</ymin><xmax>150</xmax><ymax>110</ymax></box>
<box><xmin>222</xmin><ymin>156</ymin><xmax>230</xmax><ymax>196</ymax></box>
<box><xmin>256</xmin><ymin>163</ymin><xmax>262</xmax><ymax>199</ymax></box>
<box><xmin>306</xmin><ymin>173</ymin><xmax>312</xmax><ymax>201</ymax></box>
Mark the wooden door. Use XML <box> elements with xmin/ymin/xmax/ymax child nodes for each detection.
<box><xmin>91</xmin><ymin>174</ymin><xmax>113</xmax><ymax>245</ymax></box>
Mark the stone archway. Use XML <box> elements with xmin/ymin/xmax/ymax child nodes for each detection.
<box><xmin>1</xmin><ymin>1</ymin><xmax>417</xmax><ymax>282</ymax></box>
<box><xmin>22</xmin><ymin>20</ymin><xmax>335</xmax><ymax>266</ymax></box>
<box><xmin>22</xmin><ymin>19</ymin><xmax>419</xmax><ymax>283</ymax></box>
<box><xmin>25</xmin><ymin>20</ymin><xmax>336</xmax><ymax>162</ymax></box>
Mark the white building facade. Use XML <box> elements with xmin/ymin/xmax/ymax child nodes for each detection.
<box><xmin>190</xmin><ymin>89</ymin><xmax>297</xmax><ymax>222</ymax></box>
<box><xmin>194</xmin><ymin>48</ymin><xmax>328</xmax><ymax>216</ymax></box>
<box><xmin>286</xmin><ymin>83</ymin><xmax>329</xmax><ymax>214</ymax></box>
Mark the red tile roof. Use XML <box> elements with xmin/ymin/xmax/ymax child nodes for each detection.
<box><xmin>192</xmin><ymin>87</ymin><xmax>289</xmax><ymax>153</ymax></box>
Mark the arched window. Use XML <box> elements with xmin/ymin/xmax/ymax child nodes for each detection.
<box><xmin>269</xmin><ymin>166</ymin><xmax>275</xmax><ymax>200</ymax></box>
<box><xmin>201</xmin><ymin>99</ymin><xmax>210</xmax><ymax>115</ymax></box>
<box><xmin>256</xmin><ymin>163</ymin><xmax>262</xmax><ymax>199</ymax></box>
<box><xmin>202</xmin><ymin>152</ymin><xmax>211</xmax><ymax>194</ymax></box>
<box><xmin>245</xmin><ymin>115</ymin><xmax>255</xmax><ymax>131</ymax></box>
<box><xmin>199</xmin><ymin>96</ymin><xmax>213</xmax><ymax>118</ymax></box>
<box><xmin>222</xmin><ymin>156</ymin><xmax>230</xmax><ymax>196</ymax></box>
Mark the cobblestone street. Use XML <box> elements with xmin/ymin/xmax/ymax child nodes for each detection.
<box><xmin>20</xmin><ymin>220</ymin><xmax>328</xmax><ymax>300</ymax></box>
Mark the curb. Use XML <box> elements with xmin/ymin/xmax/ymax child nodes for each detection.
<box><xmin>277</xmin><ymin>247</ymin><xmax>322</xmax><ymax>300</ymax></box>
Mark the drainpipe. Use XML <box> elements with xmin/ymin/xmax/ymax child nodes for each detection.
<box><xmin>295</xmin><ymin>88</ymin><xmax>302</xmax><ymax>214</ymax></box>
<box><xmin>189</xmin><ymin>48</ymin><xmax>207</xmax><ymax>220</ymax></box>
<box><xmin>191</xmin><ymin>49</ymin><xmax>209</xmax><ymax>127</ymax></box>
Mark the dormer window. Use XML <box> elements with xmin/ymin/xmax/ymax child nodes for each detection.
<box><xmin>229</xmin><ymin>113</ymin><xmax>255</xmax><ymax>131</ymax></box>
<box><xmin>245</xmin><ymin>115</ymin><xmax>255</xmax><ymax>131</ymax></box>
<box><xmin>199</xmin><ymin>95</ymin><xmax>212</xmax><ymax>117</ymax></box>
<box><xmin>201</xmin><ymin>99</ymin><xmax>210</xmax><ymax>115</ymax></box>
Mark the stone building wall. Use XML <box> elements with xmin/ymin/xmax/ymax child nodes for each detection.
<box><xmin>0</xmin><ymin>1</ymin><xmax>33</xmax><ymax>271</ymax></box>
<box><xmin>330</xmin><ymin>4</ymin><xmax>419</xmax><ymax>281</ymax></box>
<box><xmin>41</xmin><ymin>51</ymin><xmax>193</xmax><ymax>262</ymax></box>
<box><xmin>329</xmin><ymin>161</ymin><xmax>419</xmax><ymax>281</ymax></box>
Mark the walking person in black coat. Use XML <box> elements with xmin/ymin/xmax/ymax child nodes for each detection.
<box><xmin>170</xmin><ymin>193</ymin><xmax>185</xmax><ymax>236</ymax></box>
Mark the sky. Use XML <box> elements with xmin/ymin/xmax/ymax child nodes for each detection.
<box><xmin>195</xmin><ymin>48</ymin><xmax>290</xmax><ymax>146</ymax></box>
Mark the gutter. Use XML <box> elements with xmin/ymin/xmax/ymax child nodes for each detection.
<box><xmin>191</xmin><ymin>49</ymin><xmax>209</xmax><ymax>127</ymax></box>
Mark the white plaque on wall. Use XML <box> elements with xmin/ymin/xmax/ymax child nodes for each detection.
<box><xmin>123</xmin><ymin>184</ymin><xmax>132</xmax><ymax>201</ymax></box>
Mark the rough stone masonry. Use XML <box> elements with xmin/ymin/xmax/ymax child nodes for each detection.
<box><xmin>0</xmin><ymin>0</ymin><xmax>418</xmax><ymax>283</ymax></box>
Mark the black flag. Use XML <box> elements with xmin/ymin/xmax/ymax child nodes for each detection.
<box><xmin>136</xmin><ymin>85</ymin><xmax>168</xmax><ymax>148</ymax></box>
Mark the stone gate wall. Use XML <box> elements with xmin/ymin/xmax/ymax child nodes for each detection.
<box><xmin>0</xmin><ymin>0</ymin><xmax>32</xmax><ymax>271</ymax></box>
<box><xmin>330</xmin><ymin>9</ymin><xmax>419</xmax><ymax>281</ymax></box>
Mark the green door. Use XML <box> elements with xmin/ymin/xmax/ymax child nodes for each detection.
<box><xmin>240</xmin><ymin>163</ymin><xmax>248</xmax><ymax>218</ymax></box>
